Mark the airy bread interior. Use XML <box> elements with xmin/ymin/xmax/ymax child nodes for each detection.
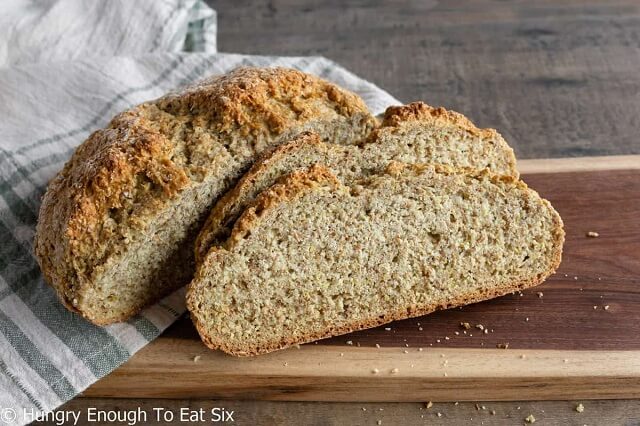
<box><xmin>187</xmin><ymin>164</ymin><xmax>564</xmax><ymax>356</ymax></box>
<box><xmin>195</xmin><ymin>102</ymin><xmax>518</xmax><ymax>262</ymax></box>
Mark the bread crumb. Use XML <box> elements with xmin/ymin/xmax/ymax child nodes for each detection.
<box><xmin>362</xmin><ymin>407</ymin><xmax>366</xmax><ymax>411</ymax></box>
<box><xmin>425</xmin><ymin>401</ymin><xmax>433</xmax><ymax>409</ymax></box>
<box><xmin>445</xmin><ymin>336</ymin><xmax>450</xmax><ymax>340</ymax></box>
<box><xmin>340</xmin><ymin>353</ymin><xmax>344</xmax><ymax>357</ymax></box>
<box><xmin>604</xmin><ymin>305</ymin><xmax>610</xmax><ymax>310</ymax></box>
<box><xmin>193</xmin><ymin>355</ymin><xmax>201</xmax><ymax>363</ymax></box>
<box><xmin>461</xmin><ymin>322</ymin><xmax>471</xmax><ymax>329</ymax></box>
<box><xmin>377</xmin><ymin>420</ymin><xmax>382</xmax><ymax>425</ymax></box>
<box><xmin>491</xmin><ymin>410</ymin><xmax>496</xmax><ymax>415</ymax></box>
<box><xmin>443</xmin><ymin>372</ymin><xmax>448</xmax><ymax>377</ymax></box>
<box><xmin>525</xmin><ymin>317</ymin><xmax>529</xmax><ymax>322</ymax></box>
<box><xmin>403</xmin><ymin>350</ymin><xmax>408</xmax><ymax>354</ymax></box>
<box><xmin>419</xmin><ymin>327</ymin><xmax>423</xmax><ymax>331</ymax></box>
<box><xmin>476</xmin><ymin>324</ymin><xmax>485</xmax><ymax>331</ymax></box>
<box><xmin>346</xmin><ymin>340</ymin><xmax>353</xmax><ymax>345</ymax></box>
<box><xmin>375</xmin><ymin>344</ymin><xmax>381</xmax><ymax>348</ymax></box>
<box><xmin>537</xmin><ymin>292</ymin><xmax>544</xmax><ymax>298</ymax></box>
<box><xmin>372</xmin><ymin>368</ymin><xmax>379</xmax><ymax>374</ymax></box>
<box><xmin>436</xmin><ymin>339</ymin><xmax>441</xmax><ymax>343</ymax></box>
<box><xmin>575</xmin><ymin>403</ymin><xmax>584</xmax><ymax>413</ymax></box>
<box><xmin>437</xmin><ymin>412</ymin><xmax>443</xmax><ymax>417</ymax></box>
<box><xmin>497</xmin><ymin>343</ymin><xmax>509</xmax><ymax>349</ymax></box>
<box><xmin>525</xmin><ymin>414</ymin><xmax>536</xmax><ymax>423</ymax></box>
<box><xmin>593</xmin><ymin>306</ymin><xmax>598</xmax><ymax>310</ymax></box>
<box><xmin>520</xmin><ymin>354</ymin><xmax>526</xmax><ymax>359</ymax></box>
<box><xmin>564</xmin><ymin>359</ymin><xmax>569</xmax><ymax>363</ymax></box>
<box><xmin>283</xmin><ymin>362</ymin><xmax>288</xmax><ymax>366</ymax></box>
<box><xmin>484</xmin><ymin>329</ymin><xmax>488</xmax><ymax>334</ymax></box>
<box><xmin>391</xmin><ymin>368</ymin><xmax>399</xmax><ymax>374</ymax></box>
<box><xmin>418</xmin><ymin>348</ymin><xmax>423</xmax><ymax>352</ymax></box>
<box><xmin>384</xmin><ymin>327</ymin><xmax>392</xmax><ymax>331</ymax></box>
<box><xmin>587</xmin><ymin>231</ymin><xmax>599</xmax><ymax>238</ymax></box>
<box><xmin>454</xmin><ymin>331</ymin><xmax>460</xmax><ymax>335</ymax></box>
<box><xmin>574</xmin><ymin>276</ymin><xmax>578</xmax><ymax>280</ymax></box>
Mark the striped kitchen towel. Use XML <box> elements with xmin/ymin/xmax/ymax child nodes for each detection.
<box><xmin>0</xmin><ymin>1</ymin><xmax>399</xmax><ymax>425</ymax></box>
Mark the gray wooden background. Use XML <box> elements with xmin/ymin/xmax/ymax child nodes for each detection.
<box><xmin>210</xmin><ymin>0</ymin><xmax>640</xmax><ymax>159</ymax></box>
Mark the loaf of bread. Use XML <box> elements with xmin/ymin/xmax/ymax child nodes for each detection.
<box><xmin>194</xmin><ymin>102</ymin><xmax>518</xmax><ymax>262</ymax></box>
<box><xmin>34</xmin><ymin>67</ymin><xmax>377</xmax><ymax>325</ymax></box>
<box><xmin>187</xmin><ymin>163</ymin><xmax>564</xmax><ymax>356</ymax></box>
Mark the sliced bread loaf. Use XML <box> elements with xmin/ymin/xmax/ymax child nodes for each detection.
<box><xmin>34</xmin><ymin>67</ymin><xmax>377</xmax><ymax>325</ymax></box>
<box><xmin>187</xmin><ymin>163</ymin><xmax>564</xmax><ymax>356</ymax></box>
<box><xmin>194</xmin><ymin>102</ymin><xmax>518</xmax><ymax>262</ymax></box>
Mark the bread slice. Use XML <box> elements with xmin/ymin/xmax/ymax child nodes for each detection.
<box><xmin>194</xmin><ymin>102</ymin><xmax>518</xmax><ymax>262</ymax></box>
<box><xmin>34</xmin><ymin>67</ymin><xmax>377</xmax><ymax>325</ymax></box>
<box><xmin>187</xmin><ymin>163</ymin><xmax>564</xmax><ymax>356</ymax></box>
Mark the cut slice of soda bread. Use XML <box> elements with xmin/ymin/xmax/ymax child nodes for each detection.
<box><xmin>187</xmin><ymin>163</ymin><xmax>564</xmax><ymax>356</ymax></box>
<box><xmin>34</xmin><ymin>67</ymin><xmax>377</xmax><ymax>325</ymax></box>
<box><xmin>194</xmin><ymin>102</ymin><xmax>518</xmax><ymax>262</ymax></box>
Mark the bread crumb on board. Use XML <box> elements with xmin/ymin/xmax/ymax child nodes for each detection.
<box><xmin>586</xmin><ymin>231</ymin><xmax>599</xmax><ymax>238</ymax></box>
<box><xmin>575</xmin><ymin>403</ymin><xmax>585</xmax><ymax>413</ymax></box>
<box><xmin>425</xmin><ymin>401</ymin><xmax>433</xmax><ymax>409</ymax></box>
<box><xmin>525</xmin><ymin>414</ymin><xmax>536</xmax><ymax>423</ymax></box>
<box><xmin>497</xmin><ymin>343</ymin><xmax>509</xmax><ymax>349</ymax></box>
<box><xmin>193</xmin><ymin>355</ymin><xmax>201</xmax><ymax>363</ymax></box>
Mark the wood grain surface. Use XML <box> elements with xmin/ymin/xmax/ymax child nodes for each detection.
<box><xmin>84</xmin><ymin>344</ymin><xmax>640</xmax><ymax>401</ymax></box>
<box><xmin>43</xmin><ymin>398</ymin><xmax>640</xmax><ymax>426</ymax></box>
<box><xmin>83</xmin><ymin>163</ymin><xmax>640</xmax><ymax>402</ymax></box>
<box><xmin>211</xmin><ymin>0</ymin><xmax>640</xmax><ymax>159</ymax></box>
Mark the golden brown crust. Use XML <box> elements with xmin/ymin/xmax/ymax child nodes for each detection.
<box><xmin>189</xmin><ymin>164</ymin><xmax>564</xmax><ymax>356</ymax></box>
<box><xmin>158</xmin><ymin>67</ymin><xmax>371</xmax><ymax>137</ymax></box>
<box><xmin>380</xmin><ymin>101</ymin><xmax>478</xmax><ymax>133</ymax></box>
<box><xmin>224</xmin><ymin>164</ymin><xmax>342</xmax><ymax>250</ymax></box>
<box><xmin>34</xmin><ymin>67</ymin><xmax>375</xmax><ymax>324</ymax></box>
<box><xmin>194</xmin><ymin>131</ymin><xmax>326</xmax><ymax>263</ymax></box>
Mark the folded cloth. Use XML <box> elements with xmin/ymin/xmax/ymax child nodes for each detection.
<box><xmin>0</xmin><ymin>0</ymin><xmax>217</xmax><ymax>67</ymax></box>
<box><xmin>0</xmin><ymin>2</ymin><xmax>399</xmax><ymax>425</ymax></box>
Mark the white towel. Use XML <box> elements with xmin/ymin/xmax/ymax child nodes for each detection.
<box><xmin>0</xmin><ymin>1</ymin><xmax>399</xmax><ymax>425</ymax></box>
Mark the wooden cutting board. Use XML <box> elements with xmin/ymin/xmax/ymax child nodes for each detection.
<box><xmin>85</xmin><ymin>155</ymin><xmax>640</xmax><ymax>402</ymax></box>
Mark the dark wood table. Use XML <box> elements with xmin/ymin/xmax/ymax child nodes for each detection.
<box><xmin>48</xmin><ymin>1</ymin><xmax>640</xmax><ymax>424</ymax></box>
